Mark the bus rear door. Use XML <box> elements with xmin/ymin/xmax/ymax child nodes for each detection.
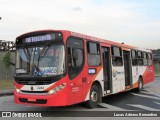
<box><xmin>101</xmin><ymin>46</ymin><xmax>112</xmax><ymax>94</ymax></box>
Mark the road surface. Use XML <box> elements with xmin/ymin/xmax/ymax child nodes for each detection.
<box><xmin>0</xmin><ymin>77</ymin><xmax>160</xmax><ymax>119</ymax></box>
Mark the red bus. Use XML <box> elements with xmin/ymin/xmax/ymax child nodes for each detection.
<box><xmin>14</xmin><ymin>30</ymin><xmax>154</xmax><ymax>108</ymax></box>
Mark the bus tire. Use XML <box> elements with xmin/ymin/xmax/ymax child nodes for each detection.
<box><xmin>136</xmin><ymin>77</ymin><xmax>143</xmax><ymax>92</ymax></box>
<box><xmin>85</xmin><ymin>85</ymin><xmax>100</xmax><ymax>109</ymax></box>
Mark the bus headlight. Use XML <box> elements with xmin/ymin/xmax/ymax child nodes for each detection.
<box><xmin>48</xmin><ymin>90</ymin><xmax>56</xmax><ymax>95</ymax></box>
<box><xmin>15</xmin><ymin>87</ymin><xmax>20</xmax><ymax>93</ymax></box>
<box><xmin>16</xmin><ymin>89</ymin><xmax>20</xmax><ymax>93</ymax></box>
<box><xmin>48</xmin><ymin>83</ymin><xmax>66</xmax><ymax>95</ymax></box>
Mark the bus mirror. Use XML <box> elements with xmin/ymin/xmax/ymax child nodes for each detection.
<box><xmin>73</xmin><ymin>49</ymin><xmax>78</xmax><ymax>61</ymax></box>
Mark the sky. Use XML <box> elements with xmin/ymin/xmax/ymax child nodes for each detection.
<box><xmin>0</xmin><ymin>0</ymin><xmax>160</xmax><ymax>49</ymax></box>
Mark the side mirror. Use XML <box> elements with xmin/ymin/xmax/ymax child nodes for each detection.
<box><xmin>73</xmin><ymin>49</ymin><xmax>78</xmax><ymax>61</ymax></box>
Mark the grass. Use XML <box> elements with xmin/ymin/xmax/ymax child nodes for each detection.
<box><xmin>0</xmin><ymin>80</ymin><xmax>14</xmax><ymax>90</ymax></box>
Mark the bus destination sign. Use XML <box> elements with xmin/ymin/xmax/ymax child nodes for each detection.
<box><xmin>16</xmin><ymin>32</ymin><xmax>63</xmax><ymax>44</ymax></box>
<box><xmin>25</xmin><ymin>34</ymin><xmax>53</xmax><ymax>43</ymax></box>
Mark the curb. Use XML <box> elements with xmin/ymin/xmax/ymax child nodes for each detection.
<box><xmin>0</xmin><ymin>90</ymin><xmax>14</xmax><ymax>97</ymax></box>
<box><xmin>155</xmin><ymin>75</ymin><xmax>160</xmax><ymax>77</ymax></box>
<box><xmin>0</xmin><ymin>92</ymin><xmax>13</xmax><ymax>97</ymax></box>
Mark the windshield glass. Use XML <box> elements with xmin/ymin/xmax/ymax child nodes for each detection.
<box><xmin>16</xmin><ymin>44</ymin><xmax>65</xmax><ymax>77</ymax></box>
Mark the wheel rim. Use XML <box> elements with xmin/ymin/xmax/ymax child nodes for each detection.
<box><xmin>91</xmin><ymin>91</ymin><xmax>98</xmax><ymax>102</ymax></box>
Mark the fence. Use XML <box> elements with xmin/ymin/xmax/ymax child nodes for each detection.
<box><xmin>0</xmin><ymin>51</ymin><xmax>15</xmax><ymax>80</ymax></box>
<box><xmin>0</xmin><ymin>51</ymin><xmax>15</xmax><ymax>90</ymax></box>
<box><xmin>154</xmin><ymin>62</ymin><xmax>160</xmax><ymax>75</ymax></box>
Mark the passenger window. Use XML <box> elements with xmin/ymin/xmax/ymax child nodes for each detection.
<box><xmin>67</xmin><ymin>38</ymin><xmax>84</xmax><ymax>79</ymax></box>
<box><xmin>131</xmin><ymin>50</ymin><xmax>138</xmax><ymax>66</ymax></box>
<box><xmin>143</xmin><ymin>52</ymin><xmax>148</xmax><ymax>66</ymax></box>
<box><xmin>87</xmin><ymin>42</ymin><xmax>101</xmax><ymax>66</ymax></box>
<box><xmin>112</xmin><ymin>47</ymin><xmax>123</xmax><ymax>66</ymax></box>
<box><xmin>147</xmin><ymin>53</ymin><xmax>152</xmax><ymax>66</ymax></box>
<box><xmin>137</xmin><ymin>51</ymin><xmax>143</xmax><ymax>66</ymax></box>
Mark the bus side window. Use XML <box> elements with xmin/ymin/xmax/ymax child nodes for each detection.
<box><xmin>111</xmin><ymin>47</ymin><xmax>123</xmax><ymax>66</ymax></box>
<box><xmin>148</xmin><ymin>53</ymin><xmax>152</xmax><ymax>66</ymax></box>
<box><xmin>137</xmin><ymin>51</ymin><xmax>143</xmax><ymax>66</ymax></box>
<box><xmin>67</xmin><ymin>37</ymin><xmax>84</xmax><ymax>80</ymax></box>
<box><xmin>143</xmin><ymin>52</ymin><xmax>148</xmax><ymax>66</ymax></box>
<box><xmin>87</xmin><ymin>42</ymin><xmax>101</xmax><ymax>66</ymax></box>
<box><xmin>131</xmin><ymin>50</ymin><xmax>138</xmax><ymax>66</ymax></box>
<box><xmin>68</xmin><ymin>47</ymin><xmax>72</xmax><ymax>67</ymax></box>
<box><xmin>68</xmin><ymin>48</ymin><xmax>83</xmax><ymax>67</ymax></box>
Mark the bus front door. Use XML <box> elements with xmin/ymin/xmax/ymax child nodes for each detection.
<box><xmin>102</xmin><ymin>47</ymin><xmax>112</xmax><ymax>93</ymax></box>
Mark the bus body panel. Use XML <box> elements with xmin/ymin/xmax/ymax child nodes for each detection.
<box><xmin>132</xmin><ymin>66</ymin><xmax>147</xmax><ymax>87</ymax></box>
<box><xmin>112</xmin><ymin>66</ymin><xmax>125</xmax><ymax>94</ymax></box>
<box><xmin>142</xmin><ymin>66</ymin><xmax>154</xmax><ymax>85</ymax></box>
<box><xmin>83</xmin><ymin>66</ymin><xmax>103</xmax><ymax>101</ymax></box>
<box><xmin>132</xmin><ymin>66</ymin><xmax>139</xmax><ymax>87</ymax></box>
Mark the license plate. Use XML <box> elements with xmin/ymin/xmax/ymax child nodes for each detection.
<box><xmin>28</xmin><ymin>98</ymin><xmax>36</xmax><ymax>102</ymax></box>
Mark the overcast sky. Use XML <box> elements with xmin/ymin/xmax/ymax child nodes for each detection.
<box><xmin>0</xmin><ymin>0</ymin><xmax>160</xmax><ymax>49</ymax></box>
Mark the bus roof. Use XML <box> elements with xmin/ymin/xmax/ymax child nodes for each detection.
<box><xmin>69</xmin><ymin>30</ymin><xmax>135</xmax><ymax>49</ymax></box>
<box><xmin>16</xmin><ymin>29</ymin><xmax>151</xmax><ymax>52</ymax></box>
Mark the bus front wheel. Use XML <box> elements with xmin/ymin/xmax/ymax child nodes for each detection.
<box><xmin>85</xmin><ymin>85</ymin><xmax>100</xmax><ymax>109</ymax></box>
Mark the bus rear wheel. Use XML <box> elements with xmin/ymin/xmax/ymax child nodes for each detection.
<box><xmin>85</xmin><ymin>85</ymin><xmax>100</xmax><ymax>109</ymax></box>
<box><xmin>136</xmin><ymin>77</ymin><xmax>143</xmax><ymax>92</ymax></box>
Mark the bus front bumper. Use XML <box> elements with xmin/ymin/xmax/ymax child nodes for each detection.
<box><xmin>14</xmin><ymin>90</ymin><xmax>68</xmax><ymax>106</ymax></box>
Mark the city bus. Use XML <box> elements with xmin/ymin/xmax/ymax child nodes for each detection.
<box><xmin>14</xmin><ymin>30</ymin><xmax>154</xmax><ymax>108</ymax></box>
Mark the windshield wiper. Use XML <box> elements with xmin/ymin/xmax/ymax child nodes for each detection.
<box><xmin>39</xmin><ymin>42</ymin><xmax>51</xmax><ymax>57</ymax></box>
<box><xmin>35</xmin><ymin>42</ymin><xmax>51</xmax><ymax>70</ymax></box>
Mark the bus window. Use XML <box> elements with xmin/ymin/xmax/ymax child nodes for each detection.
<box><xmin>137</xmin><ymin>51</ymin><xmax>143</xmax><ymax>66</ymax></box>
<box><xmin>131</xmin><ymin>50</ymin><xmax>138</xmax><ymax>66</ymax></box>
<box><xmin>67</xmin><ymin>37</ymin><xmax>84</xmax><ymax>79</ymax></box>
<box><xmin>68</xmin><ymin>48</ymin><xmax>84</xmax><ymax>67</ymax></box>
<box><xmin>111</xmin><ymin>47</ymin><xmax>123</xmax><ymax>66</ymax></box>
<box><xmin>87</xmin><ymin>42</ymin><xmax>101</xmax><ymax>66</ymax></box>
<box><xmin>143</xmin><ymin>52</ymin><xmax>148</xmax><ymax>66</ymax></box>
<box><xmin>148</xmin><ymin>53</ymin><xmax>152</xmax><ymax>66</ymax></box>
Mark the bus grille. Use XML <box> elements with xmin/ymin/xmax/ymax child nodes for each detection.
<box><xmin>20</xmin><ymin>90</ymin><xmax>48</xmax><ymax>95</ymax></box>
<box><xmin>15</xmin><ymin>79</ymin><xmax>53</xmax><ymax>85</ymax></box>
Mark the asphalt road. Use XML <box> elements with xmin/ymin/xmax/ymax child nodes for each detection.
<box><xmin>0</xmin><ymin>77</ymin><xmax>160</xmax><ymax>120</ymax></box>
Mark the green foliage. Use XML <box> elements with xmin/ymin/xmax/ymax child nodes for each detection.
<box><xmin>2</xmin><ymin>51</ymin><xmax>12</xmax><ymax>69</ymax></box>
<box><xmin>0</xmin><ymin>80</ymin><xmax>14</xmax><ymax>90</ymax></box>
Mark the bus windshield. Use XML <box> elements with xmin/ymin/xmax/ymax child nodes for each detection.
<box><xmin>16</xmin><ymin>44</ymin><xmax>65</xmax><ymax>77</ymax></box>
